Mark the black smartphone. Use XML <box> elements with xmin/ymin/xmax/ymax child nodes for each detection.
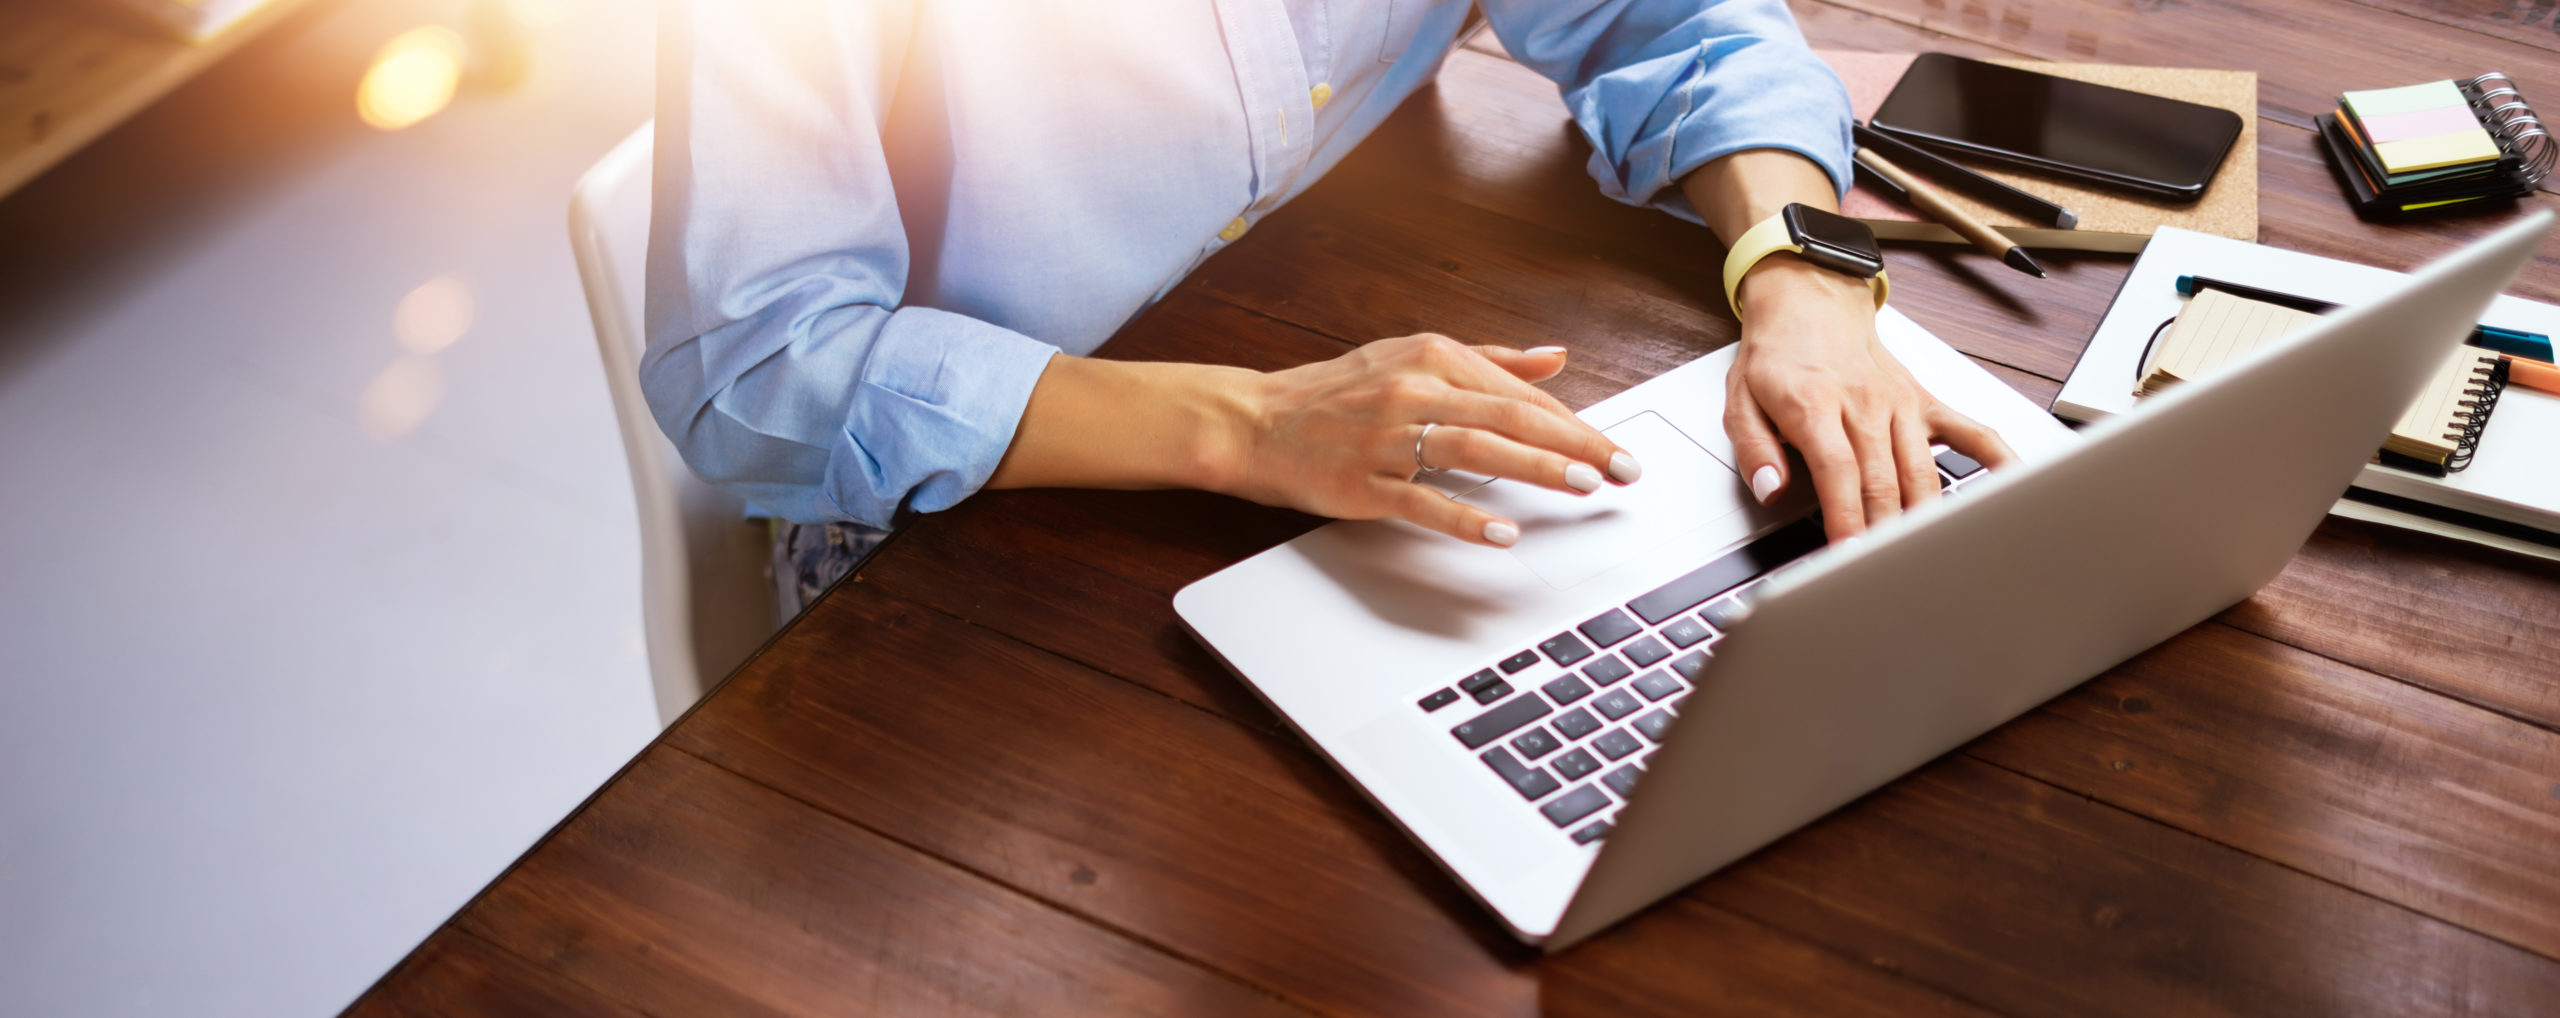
<box><xmin>1870</xmin><ymin>53</ymin><xmax>2243</xmax><ymax>203</ymax></box>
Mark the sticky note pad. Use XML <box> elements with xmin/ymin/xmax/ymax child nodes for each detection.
<box><xmin>2356</xmin><ymin>104</ymin><xmax>2487</xmax><ymax>144</ymax></box>
<box><xmin>2375</xmin><ymin>129</ymin><xmax>2502</xmax><ymax>173</ymax></box>
<box><xmin>2343</xmin><ymin>79</ymin><xmax>2468</xmax><ymax>119</ymax></box>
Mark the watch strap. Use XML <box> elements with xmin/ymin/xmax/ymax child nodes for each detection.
<box><xmin>1720</xmin><ymin>210</ymin><xmax>1890</xmax><ymax>319</ymax></box>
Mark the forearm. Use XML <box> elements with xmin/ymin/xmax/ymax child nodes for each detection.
<box><xmin>1678</xmin><ymin>149</ymin><xmax>1870</xmax><ymax>317</ymax></box>
<box><xmin>984</xmin><ymin>354</ymin><xmax>1257</xmax><ymax>493</ymax></box>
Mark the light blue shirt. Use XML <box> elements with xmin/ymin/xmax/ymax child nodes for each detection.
<box><xmin>646</xmin><ymin>0</ymin><xmax>1853</xmax><ymax>527</ymax></box>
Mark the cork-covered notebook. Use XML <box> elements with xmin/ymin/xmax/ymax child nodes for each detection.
<box><xmin>1821</xmin><ymin>51</ymin><xmax>2258</xmax><ymax>253</ymax></box>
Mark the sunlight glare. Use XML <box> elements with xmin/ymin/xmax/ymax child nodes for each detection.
<box><xmin>359</xmin><ymin>356</ymin><xmax>447</xmax><ymax>441</ymax></box>
<box><xmin>395</xmin><ymin>277</ymin><xmax>475</xmax><ymax>355</ymax></box>
<box><xmin>357</xmin><ymin>26</ymin><xmax>468</xmax><ymax>130</ymax></box>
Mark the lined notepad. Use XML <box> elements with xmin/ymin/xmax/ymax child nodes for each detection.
<box><xmin>2137</xmin><ymin>289</ymin><xmax>2510</xmax><ymax>470</ymax></box>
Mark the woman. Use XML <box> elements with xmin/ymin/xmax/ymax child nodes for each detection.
<box><xmin>645</xmin><ymin>0</ymin><xmax>2013</xmax><ymax>615</ymax></box>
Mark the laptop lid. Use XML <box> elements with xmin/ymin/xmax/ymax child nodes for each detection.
<box><xmin>1549</xmin><ymin>212</ymin><xmax>2552</xmax><ymax>949</ymax></box>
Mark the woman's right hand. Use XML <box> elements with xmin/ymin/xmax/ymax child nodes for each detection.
<box><xmin>1211</xmin><ymin>333</ymin><xmax>1642</xmax><ymax>547</ymax></box>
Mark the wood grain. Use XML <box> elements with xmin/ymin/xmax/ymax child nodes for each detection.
<box><xmin>1701</xmin><ymin>755</ymin><xmax>2560</xmax><ymax>1017</ymax></box>
<box><xmin>454</xmin><ymin>745</ymin><xmax>1313</xmax><ymax>1018</ymax></box>
<box><xmin>0</xmin><ymin>0</ymin><xmax>325</xmax><ymax>199</ymax></box>
<box><xmin>1970</xmin><ymin>620</ymin><xmax>2560</xmax><ymax>961</ymax></box>
<box><xmin>344</xmin><ymin>931</ymin><xmax>647</xmax><ymax>1018</ymax></box>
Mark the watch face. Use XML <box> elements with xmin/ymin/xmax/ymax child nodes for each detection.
<box><xmin>1783</xmin><ymin>204</ymin><xmax>1884</xmax><ymax>278</ymax></box>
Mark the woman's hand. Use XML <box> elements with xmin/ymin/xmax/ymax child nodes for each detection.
<box><xmin>1217</xmin><ymin>334</ymin><xmax>1641</xmax><ymax>547</ymax></box>
<box><xmin>1724</xmin><ymin>257</ymin><xmax>2015</xmax><ymax>541</ymax></box>
<box><xmin>989</xmin><ymin>334</ymin><xmax>1639</xmax><ymax>548</ymax></box>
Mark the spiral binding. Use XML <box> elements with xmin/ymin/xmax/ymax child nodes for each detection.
<box><xmin>2463</xmin><ymin>72</ymin><xmax>2553</xmax><ymax>187</ymax></box>
<box><xmin>2443</xmin><ymin>356</ymin><xmax>2510</xmax><ymax>473</ymax></box>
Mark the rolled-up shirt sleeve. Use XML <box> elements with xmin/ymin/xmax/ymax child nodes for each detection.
<box><xmin>1477</xmin><ymin>0</ymin><xmax>1855</xmax><ymax>223</ymax></box>
<box><xmin>643</xmin><ymin>0</ymin><xmax>1057</xmax><ymax>527</ymax></box>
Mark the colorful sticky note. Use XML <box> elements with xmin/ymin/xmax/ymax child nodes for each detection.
<box><xmin>2356</xmin><ymin>104</ymin><xmax>2487</xmax><ymax>144</ymax></box>
<box><xmin>2375</xmin><ymin>130</ymin><xmax>2502</xmax><ymax>173</ymax></box>
<box><xmin>2343</xmin><ymin>79</ymin><xmax>2467</xmax><ymax>119</ymax></box>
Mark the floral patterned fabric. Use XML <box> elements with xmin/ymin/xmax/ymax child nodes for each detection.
<box><xmin>770</xmin><ymin>519</ymin><xmax>891</xmax><ymax>622</ymax></box>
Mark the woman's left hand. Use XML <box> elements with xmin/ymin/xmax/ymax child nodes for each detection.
<box><xmin>1721</xmin><ymin>257</ymin><xmax>2016</xmax><ymax>542</ymax></box>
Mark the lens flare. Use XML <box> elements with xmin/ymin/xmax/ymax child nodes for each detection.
<box><xmin>359</xmin><ymin>356</ymin><xmax>447</xmax><ymax>440</ymax></box>
<box><xmin>357</xmin><ymin>26</ymin><xmax>467</xmax><ymax>130</ymax></box>
<box><xmin>394</xmin><ymin>277</ymin><xmax>474</xmax><ymax>355</ymax></box>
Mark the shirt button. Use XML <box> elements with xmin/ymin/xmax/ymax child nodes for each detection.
<box><xmin>1219</xmin><ymin>217</ymin><xmax>1250</xmax><ymax>242</ymax></box>
<box><xmin>1310</xmin><ymin>82</ymin><xmax>1333</xmax><ymax>110</ymax></box>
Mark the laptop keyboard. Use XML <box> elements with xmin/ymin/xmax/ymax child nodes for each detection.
<box><xmin>1413</xmin><ymin>450</ymin><xmax>1988</xmax><ymax>846</ymax></box>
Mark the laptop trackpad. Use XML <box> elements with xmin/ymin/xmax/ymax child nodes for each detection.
<box><xmin>1457</xmin><ymin>411</ymin><xmax>1745</xmax><ymax>590</ymax></box>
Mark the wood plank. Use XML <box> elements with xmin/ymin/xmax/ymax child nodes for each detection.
<box><xmin>0</xmin><ymin>0</ymin><xmax>326</xmax><ymax>199</ymax></box>
<box><xmin>1701</xmin><ymin>755</ymin><xmax>2560</xmax><ymax>1017</ymax></box>
<box><xmin>670</xmin><ymin>583</ymin><xmax>2018</xmax><ymax>1018</ymax></box>
<box><xmin>448</xmin><ymin>746</ymin><xmax>1310</xmax><ymax>1018</ymax></box>
<box><xmin>673</xmin><ymin>583</ymin><xmax>2560</xmax><ymax>1017</ymax></box>
<box><xmin>2225</xmin><ymin>517</ymin><xmax>2560</xmax><ymax>730</ymax></box>
<box><xmin>2346</xmin><ymin>0</ymin><xmax>2560</xmax><ymax>56</ymax></box>
<box><xmin>344</xmin><ymin>930</ymin><xmax>648</xmax><ymax>1018</ymax></box>
<box><xmin>1964</xmin><ymin>621</ymin><xmax>2560</xmax><ymax>962</ymax></box>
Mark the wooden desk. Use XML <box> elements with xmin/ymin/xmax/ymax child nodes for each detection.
<box><xmin>352</xmin><ymin>3</ymin><xmax>2560</xmax><ymax>1014</ymax></box>
<box><xmin>0</xmin><ymin>0</ymin><xmax>326</xmax><ymax>200</ymax></box>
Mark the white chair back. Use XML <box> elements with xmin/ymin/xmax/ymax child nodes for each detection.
<box><xmin>568</xmin><ymin>123</ymin><xmax>775</xmax><ymax>727</ymax></box>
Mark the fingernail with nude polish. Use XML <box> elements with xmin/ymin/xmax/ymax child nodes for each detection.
<box><xmin>1750</xmin><ymin>465</ymin><xmax>1782</xmax><ymax>504</ymax></box>
<box><xmin>1608</xmin><ymin>451</ymin><xmax>1642</xmax><ymax>483</ymax></box>
<box><xmin>1566</xmin><ymin>462</ymin><xmax>1603</xmax><ymax>493</ymax></box>
<box><xmin>1484</xmin><ymin>520</ymin><xmax>1521</xmax><ymax>547</ymax></box>
<box><xmin>1525</xmin><ymin>345</ymin><xmax>1566</xmax><ymax>355</ymax></box>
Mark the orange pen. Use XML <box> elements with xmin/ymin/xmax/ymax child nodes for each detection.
<box><xmin>2504</xmin><ymin>354</ymin><xmax>2560</xmax><ymax>397</ymax></box>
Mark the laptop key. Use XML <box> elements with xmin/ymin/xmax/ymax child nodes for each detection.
<box><xmin>1470</xmin><ymin>680</ymin><xmax>1513</xmax><ymax>705</ymax></box>
<box><xmin>1417</xmin><ymin>688</ymin><xmax>1459</xmax><ymax>712</ymax></box>
<box><xmin>1935</xmin><ymin>447</ymin><xmax>1984</xmax><ymax>479</ymax></box>
<box><xmin>1539</xmin><ymin>632</ymin><xmax>1594</xmax><ymax>667</ymax></box>
<box><xmin>1632</xmin><ymin>708</ymin><xmax>1676</xmax><ymax>743</ymax></box>
<box><xmin>1591</xmin><ymin>688</ymin><xmax>1642</xmax><ymax>721</ymax></box>
<box><xmin>1577</xmin><ymin>609</ymin><xmax>1643</xmax><ymax>648</ymax></box>
<box><xmin>1551</xmin><ymin>707</ymin><xmax>1602</xmax><ymax>741</ymax></box>
<box><xmin>1620</xmin><ymin>635</ymin><xmax>1671</xmax><ymax>668</ymax></box>
<box><xmin>1699</xmin><ymin>597</ymin><xmax>1750</xmax><ymax>632</ymax></box>
<box><xmin>1581</xmin><ymin>655</ymin><xmax>1633</xmax><ymax>686</ymax></box>
<box><xmin>1540</xmin><ymin>674</ymin><xmax>1593</xmax><ymax>706</ymax></box>
<box><xmin>1497</xmin><ymin>649</ymin><xmax>1540</xmax><ymax>674</ymax></box>
<box><xmin>1511</xmin><ymin>726</ymin><xmax>1562</xmax><ymax>760</ymax></box>
<box><xmin>1624</xmin><ymin>515</ymin><xmax>1826</xmax><ymax>623</ymax></box>
<box><xmin>1602</xmin><ymin>764</ymin><xmax>1643</xmax><ymax>798</ymax></box>
<box><xmin>1593</xmin><ymin>728</ymin><xmax>1643</xmax><ymax>760</ymax></box>
<box><xmin>1668</xmin><ymin>651</ymin><xmax>1710</xmax><ymax>682</ymax></box>
<box><xmin>1550</xmin><ymin>746</ymin><xmax>1602</xmax><ymax>781</ymax></box>
<box><xmin>1661</xmin><ymin>616</ymin><xmax>1712</xmax><ymax>648</ymax></box>
<box><xmin>1457</xmin><ymin>668</ymin><xmax>1504</xmax><ymax>694</ymax></box>
<box><xmin>1630</xmin><ymin>670</ymin><xmax>1684</xmax><ymax>702</ymax></box>
<box><xmin>1481</xmin><ymin>746</ymin><xmax>1562</xmax><ymax>800</ymax></box>
<box><xmin>1539</xmin><ymin>784</ymin><xmax>1612</xmax><ymax>827</ymax></box>
<box><xmin>1451</xmin><ymin>693</ymin><xmax>1553</xmax><ymax>749</ymax></box>
<box><xmin>1571</xmin><ymin>820</ymin><xmax>1612</xmax><ymax>845</ymax></box>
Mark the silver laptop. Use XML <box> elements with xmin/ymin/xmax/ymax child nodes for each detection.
<box><xmin>1174</xmin><ymin>212</ymin><xmax>2548</xmax><ymax>949</ymax></box>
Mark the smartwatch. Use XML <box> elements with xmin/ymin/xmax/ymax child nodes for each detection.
<box><xmin>1721</xmin><ymin>203</ymin><xmax>1889</xmax><ymax>319</ymax></box>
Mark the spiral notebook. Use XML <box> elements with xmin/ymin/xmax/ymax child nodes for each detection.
<box><xmin>2133</xmin><ymin>288</ymin><xmax>2510</xmax><ymax>472</ymax></box>
<box><xmin>2317</xmin><ymin>73</ymin><xmax>2553</xmax><ymax>218</ymax></box>
<box><xmin>2059</xmin><ymin>227</ymin><xmax>2560</xmax><ymax>562</ymax></box>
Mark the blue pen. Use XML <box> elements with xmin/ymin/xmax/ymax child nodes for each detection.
<box><xmin>2175</xmin><ymin>275</ymin><xmax>2555</xmax><ymax>363</ymax></box>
